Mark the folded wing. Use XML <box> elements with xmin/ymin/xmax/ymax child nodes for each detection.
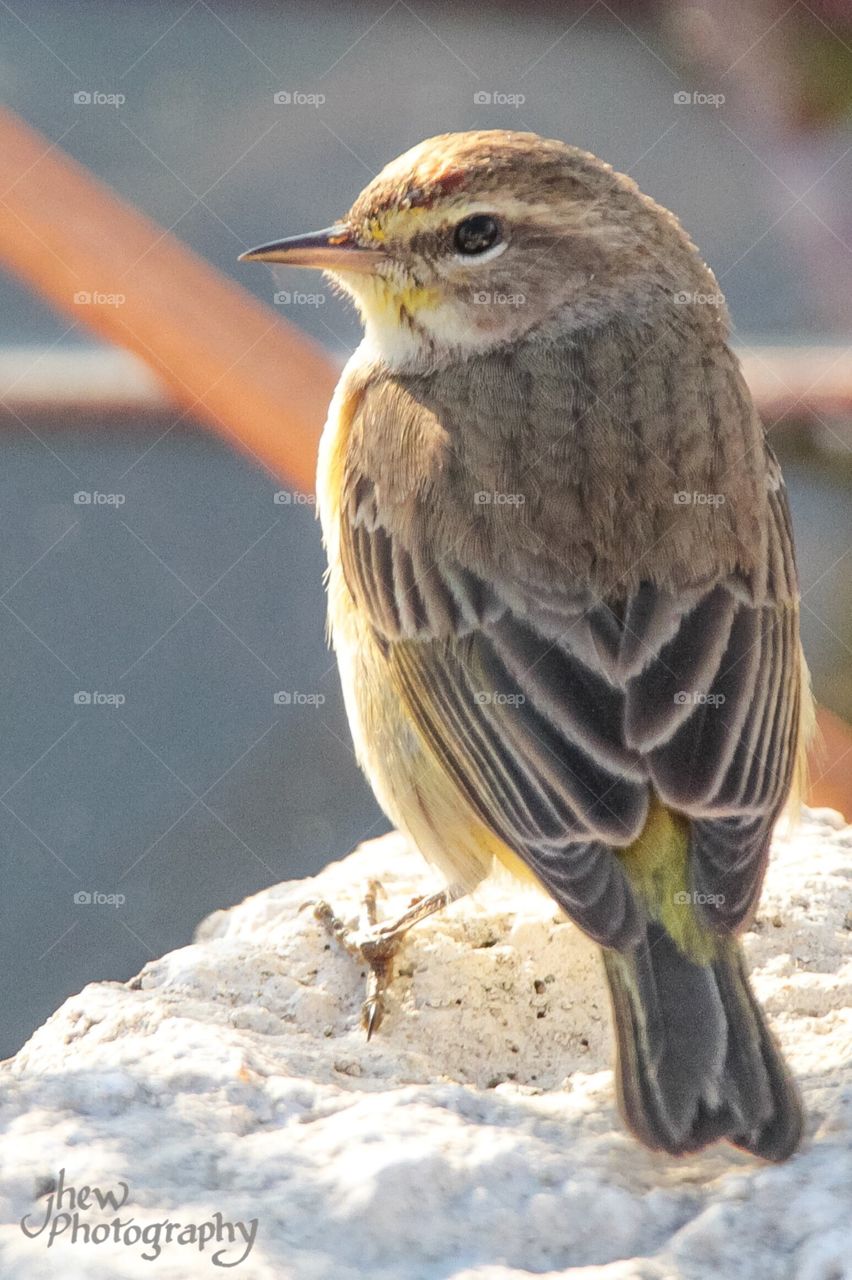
<box><xmin>338</xmin><ymin>435</ymin><xmax>802</xmax><ymax>948</ymax></box>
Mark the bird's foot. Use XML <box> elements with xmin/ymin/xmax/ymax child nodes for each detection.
<box><xmin>314</xmin><ymin>880</ymin><xmax>452</xmax><ymax>1039</ymax></box>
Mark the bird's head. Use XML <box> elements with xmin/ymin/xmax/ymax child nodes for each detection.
<box><xmin>242</xmin><ymin>131</ymin><xmax>718</xmax><ymax>369</ymax></box>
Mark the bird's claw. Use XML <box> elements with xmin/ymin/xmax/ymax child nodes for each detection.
<box><xmin>314</xmin><ymin>880</ymin><xmax>453</xmax><ymax>1039</ymax></box>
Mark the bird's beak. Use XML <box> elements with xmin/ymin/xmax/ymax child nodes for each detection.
<box><xmin>239</xmin><ymin>223</ymin><xmax>384</xmax><ymax>274</ymax></box>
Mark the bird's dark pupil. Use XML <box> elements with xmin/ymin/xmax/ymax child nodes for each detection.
<box><xmin>454</xmin><ymin>215</ymin><xmax>500</xmax><ymax>255</ymax></box>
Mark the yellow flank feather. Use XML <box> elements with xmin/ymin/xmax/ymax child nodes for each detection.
<box><xmin>786</xmin><ymin>643</ymin><xmax>816</xmax><ymax>827</ymax></box>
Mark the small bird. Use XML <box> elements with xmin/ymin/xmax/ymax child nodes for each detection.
<box><xmin>242</xmin><ymin>131</ymin><xmax>812</xmax><ymax>1161</ymax></box>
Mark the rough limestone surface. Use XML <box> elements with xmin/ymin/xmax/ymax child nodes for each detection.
<box><xmin>0</xmin><ymin>809</ymin><xmax>850</xmax><ymax>1279</ymax></box>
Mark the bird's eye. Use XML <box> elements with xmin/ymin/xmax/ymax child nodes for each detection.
<box><xmin>453</xmin><ymin>214</ymin><xmax>502</xmax><ymax>256</ymax></box>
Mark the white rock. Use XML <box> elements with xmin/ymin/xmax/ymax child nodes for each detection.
<box><xmin>0</xmin><ymin>818</ymin><xmax>850</xmax><ymax>1279</ymax></box>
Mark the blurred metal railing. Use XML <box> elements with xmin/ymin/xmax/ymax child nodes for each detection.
<box><xmin>0</xmin><ymin>109</ymin><xmax>335</xmax><ymax>493</ymax></box>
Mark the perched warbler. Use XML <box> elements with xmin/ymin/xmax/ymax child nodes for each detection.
<box><xmin>242</xmin><ymin>131</ymin><xmax>811</xmax><ymax>1161</ymax></box>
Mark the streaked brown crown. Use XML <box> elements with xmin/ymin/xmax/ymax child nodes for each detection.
<box><xmin>348</xmin><ymin>131</ymin><xmax>635</xmax><ymax>223</ymax></box>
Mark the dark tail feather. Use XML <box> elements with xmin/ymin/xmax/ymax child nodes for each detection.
<box><xmin>602</xmin><ymin>922</ymin><xmax>803</xmax><ymax>1161</ymax></box>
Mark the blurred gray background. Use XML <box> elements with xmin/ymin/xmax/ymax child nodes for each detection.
<box><xmin>0</xmin><ymin>0</ymin><xmax>850</xmax><ymax>1056</ymax></box>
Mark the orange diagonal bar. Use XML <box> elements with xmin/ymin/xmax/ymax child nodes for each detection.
<box><xmin>0</xmin><ymin>109</ymin><xmax>336</xmax><ymax>494</ymax></box>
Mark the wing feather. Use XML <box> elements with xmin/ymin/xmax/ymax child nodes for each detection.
<box><xmin>336</xmin><ymin>399</ymin><xmax>803</xmax><ymax>946</ymax></box>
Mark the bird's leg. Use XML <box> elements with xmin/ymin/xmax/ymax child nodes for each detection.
<box><xmin>314</xmin><ymin>879</ymin><xmax>462</xmax><ymax>1039</ymax></box>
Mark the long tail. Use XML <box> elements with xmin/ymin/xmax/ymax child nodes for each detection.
<box><xmin>602</xmin><ymin>923</ymin><xmax>803</xmax><ymax>1160</ymax></box>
